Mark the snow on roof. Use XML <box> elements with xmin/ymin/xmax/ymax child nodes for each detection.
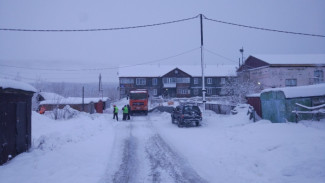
<box><xmin>39</xmin><ymin>92</ymin><xmax>64</xmax><ymax>100</ymax></box>
<box><xmin>0</xmin><ymin>78</ymin><xmax>36</xmax><ymax>92</ymax></box>
<box><xmin>40</xmin><ymin>97</ymin><xmax>110</xmax><ymax>105</ymax></box>
<box><xmin>262</xmin><ymin>84</ymin><xmax>325</xmax><ymax>98</ymax></box>
<box><xmin>130</xmin><ymin>90</ymin><xmax>148</xmax><ymax>93</ymax></box>
<box><xmin>246</xmin><ymin>93</ymin><xmax>261</xmax><ymax>97</ymax></box>
<box><xmin>118</xmin><ymin>65</ymin><xmax>237</xmax><ymax>77</ymax></box>
<box><xmin>251</xmin><ymin>54</ymin><xmax>325</xmax><ymax>65</ymax></box>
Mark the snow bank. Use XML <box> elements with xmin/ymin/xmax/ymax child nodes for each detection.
<box><xmin>1</xmin><ymin>102</ymin><xmax>324</xmax><ymax>183</ymax></box>
<box><xmin>0</xmin><ymin>112</ymin><xmax>115</xmax><ymax>183</ymax></box>
<box><xmin>151</xmin><ymin>108</ymin><xmax>325</xmax><ymax>183</ymax></box>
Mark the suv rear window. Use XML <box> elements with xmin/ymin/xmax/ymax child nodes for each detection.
<box><xmin>183</xmin><ymin>106</ymin><xmax>200</xmax><ymax>112</ymax></box>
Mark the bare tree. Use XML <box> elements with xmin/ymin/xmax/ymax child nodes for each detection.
<box><xmin>222</xmin><ymin>77</ymin><xmax>261</xmax><ymax>104</ymax></box>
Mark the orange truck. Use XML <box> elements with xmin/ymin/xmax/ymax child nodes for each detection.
<box><xmin>129</xmin><ymin>89</ymin><xmax>149</xmax><ymax>115</ymax></box>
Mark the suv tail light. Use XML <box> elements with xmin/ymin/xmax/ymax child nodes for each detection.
<box><xmin>181</xmin><ymin>114</ymin><xmax>184</xmax><ymax>118</ymax></box>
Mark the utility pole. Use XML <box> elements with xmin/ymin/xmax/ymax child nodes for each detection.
<box><xmin>200</xmin><ymin>14</ymin><xmax>206</xmax><ymax>111</ymax></box>
<box><xmin>240</xmin><ymin>47</ymin><xmax>244</xmax><ymax>64</ymax></box>
<box><xmin>82</xmin><ymin>86</ymin><xmax>84</xmax><ymax>111</ymax></box>
<box><xmin>99</xmin><ymin>73</ymin><xmax>103</xmax><ymax>99</ymax></box>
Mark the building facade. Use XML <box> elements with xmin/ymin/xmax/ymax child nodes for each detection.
<box><xmin>237</xmin><ymin>55</ymin><xmax>325</xmax><ymax>89</ymax></box>
<box><xmin>118</xmin><ymin>65</ymin><xmax>237</xmax><ymax>98</ymax></box>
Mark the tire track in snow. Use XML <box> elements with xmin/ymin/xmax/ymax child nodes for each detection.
<box><xmin>145</xmin><ymin>132</ymin><xmax>208</xmax><ymax>183</ymax></box>
<box><xmin>102</xmin><ymin>114</ymin><xmax>208</xmax><ymax>183</ymax></box>
<box><xmin>112</xmin><ymin>123</ymin><xmax>139</xmax><ymax>183</ymax></box>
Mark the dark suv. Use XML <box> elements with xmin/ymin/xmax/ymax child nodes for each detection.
<box><xmin>171</xmin><ymin>104</ymin><xmax>202</xmax><ymax>127</ymax></box>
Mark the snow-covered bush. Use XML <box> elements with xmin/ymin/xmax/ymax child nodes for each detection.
<box><xmin>46</xmin><ymin>105</ymin><xmax>79</xmax><ymax>120</ymax></box>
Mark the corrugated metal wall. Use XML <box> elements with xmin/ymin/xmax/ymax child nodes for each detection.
<box><xmin>261</xmin><ymin>91</ymin><xmax>286</xmax><ymax>123</ymax></box>
<box><xmin>260</xmin><ymin>90</ymin><xmax>323</xmax><ymax>123</ymax></box>
<box><xmin>205</xmin><ymin>103</ymin><xmax>235</xmax><ymax>114</ymax></box>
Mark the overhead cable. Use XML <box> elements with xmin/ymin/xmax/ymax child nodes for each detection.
<box><xmin>203</xmin><ymin>15</ymin><xmax>325</xmax><ymax>38</ymax></box>
<box><xmin>203</xmin><ymin>48</ymin><xmax>238</xmax><ymax>63</ymax></box>
<box><xmin>0</xmin><ymin>15</ymin><xmax>199</xmax><ymax>32</ymax></box>
<box><xmin>0</xmin><ymin>14</ymin><xmax>323</xmax><ymax>38</ymax></box>
<box><xmin>0</xmin><ymin>47</ymin><xmax>200</xmax><ymax>71</ymax></box>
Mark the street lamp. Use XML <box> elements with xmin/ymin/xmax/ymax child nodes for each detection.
<box><xmin>239</xmin><ymin>47</ymin><xmax>244</xmax><ymax>64</ymax></box>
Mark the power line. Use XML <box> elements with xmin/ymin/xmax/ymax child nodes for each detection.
<box><xmin>1</xmin><ymin>14</ymin><xmax>323</xmax><ymax>38</ymax></box>
<box><xmin>0</xmin><ymin>15</ymin><xmax>199</xmax><ymax>32</ymax></box>
<box><xmin>0</xmin><ymin>47</ymin><xmax>200</xmax><ymax>71</ymax></box>
<box><xmin>203</xmin><ymin>48</ymin><xmax>238</xmax><ymax>64</ymax></box>
<box><xmin>117</xmin><ymin>47</ymin><xmax>201</xmax><ymax>69</ymax></box>
<box><xmin>203</xmin><ymin>15</ymin><xmax>325</xmax><ymax>38</ymax></box>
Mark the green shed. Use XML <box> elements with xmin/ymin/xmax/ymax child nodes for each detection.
<box><xmin>260</xmin><ymin>84</ymin><xmax>325</xmax><ymax>123</ymax></box>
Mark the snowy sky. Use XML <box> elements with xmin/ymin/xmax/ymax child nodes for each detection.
<box><xmin>0</xmin><ymin>0</ymin><xmax>324</xmax><ymax>83</ymax></box>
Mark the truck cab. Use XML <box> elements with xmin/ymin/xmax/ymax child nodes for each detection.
<box><xmin>129</xmin><ymin>89</ymin><xmax>149</xmax><ymax>115</ymax></box>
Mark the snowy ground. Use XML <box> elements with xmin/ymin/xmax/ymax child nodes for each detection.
<box><xmin>0</xmin><ymin>106</ymin><xmax>325</xmax><ymax>183</ymax></box>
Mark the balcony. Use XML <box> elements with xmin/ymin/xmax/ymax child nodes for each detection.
<box><xmin>163</xmin><ymin>83</ymin><xmax>176</xmax><ymax>88</ymax></box>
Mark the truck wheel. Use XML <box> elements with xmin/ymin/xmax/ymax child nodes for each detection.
<box><xmin>178</xmin><ymin>120</ymin><xmax>183</xmax><ymax>127</ymax></box>
<box><xmin>195</xmin><ymin>121</ymin><xmax>200</xmax><ymax>127</ymax></box>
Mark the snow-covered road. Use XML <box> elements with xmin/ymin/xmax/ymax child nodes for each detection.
<box><xmin>100</xmin><ymin>116</ymin><xmax>207</xmax><ymax>183</ymax></box>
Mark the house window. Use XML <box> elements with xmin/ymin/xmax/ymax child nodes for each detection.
<box><xmin>136</xmin><ymin>78</ymin><xmax>146</xmax><ymax>85</ymax></box>
<box><xmin>314</xmin><ymin>70</ymin><xmax>324</xmax><ymax>84</ymax></box>
<box><xmin>177</xmin><ymin>89</ymin><xmax>190</xmax><ymax>94</ymax></box>
<box><xmin>176</xmin><ymin>77</ymin><xmax>190</xmax><ymax>83</ymax></box>
<box><xmin>207</xmin><ymin>88</ymin><xmax>213</xmax><ymax>94</ymax></box>
<box><xmin>193</xmin><ymin>88</ymin><xmax>199</xmax><ymax>95</ymax></box>
<box><xmin>207</xmin><ymin>78</ymin><xmax>212</xmax><ymax>84</ymax></box>
<box><xmin>194</xmin><ymin>78</ymin><xmax>199</xmax><ymax>85</ymax></box>
<box><xmin>163</xmin><ymin>77</ymin><xmax>176</xmax><ymax>84</ymax></box>
<box><xmin>120</xmin><ymin>78</ymin><xmax>134</xmax><ymax>84</ymax></box>
<box><xmin>152</xmin><ymin>78</ymin><xmax>158</xmax><ymax>85</ymax></box>
<box><xmin>220</xmin><ymin>78</ymin><xmax>226</xmax><ymax>85</ymax></box>
<box><xmin>285</xmin><ymin>79</ymin><xmax>297</xmax><ymax>87</ymax></box>
<box><xmin>153</xmin><ymin>89</ymin><xmax>157</xmax><ymax>95</ymax></box>
<box><xmin>120</xmin><ymin>88</ymin><xmax>125</xmax><ymax>95</ymax></box>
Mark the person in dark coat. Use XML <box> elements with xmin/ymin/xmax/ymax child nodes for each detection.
<box><xmin>127</xmin><ymin>104</ymin><xmax>131</xmax><ymax>120</ymax></box>
<box><xmin>113</xmin><ymin>105</ymin><xmax>118</xmax><ymax>121</ymax></box>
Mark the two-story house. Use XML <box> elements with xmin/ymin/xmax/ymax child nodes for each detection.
<box><xmin>237</xmin><ymin>54</ymin><xmax>325</xmax><ymax>89</ymax></box>
<box><xmin>118</xmin><ymin>65</ymin><xmax>237</xmax><ymax>98</ymax></box>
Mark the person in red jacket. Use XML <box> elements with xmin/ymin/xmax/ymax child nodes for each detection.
<box><xmin>39</xmin><ymin>106</ymin><xmax>46</xmax><ymax>114</ymax></box>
